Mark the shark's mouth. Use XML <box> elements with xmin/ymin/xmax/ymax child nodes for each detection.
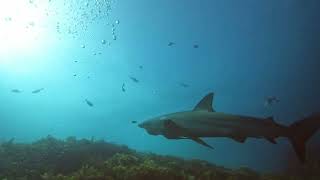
<box><xmin>146</xmin><ymin>129</ymin><xmax>161</xmax><ymax>136</ymax></box>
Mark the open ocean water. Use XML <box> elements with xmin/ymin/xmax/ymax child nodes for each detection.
<box><xmin>0</xmin><ymin>0</ymin><xmax>319</xmax><ymax>179</ymax></box>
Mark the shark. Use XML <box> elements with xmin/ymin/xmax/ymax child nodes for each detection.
<box><xmin>138</xmin><ymin>92</ymin><xmax>320</xmax><ymax>163</ymax></box>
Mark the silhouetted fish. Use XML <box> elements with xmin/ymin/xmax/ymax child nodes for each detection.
<box><xmin>193</xmin><ymin>44</ymin><xmax>199</xmax><ymax>48</ymax></box>
<box><xmin>179</xmin><ymin>82</ymin><xmax>189</xmax><ymax>88</ymax></box>
<box><xmin>129</xmin><ymin>76</ymin><xmax>139</xmax><ymax>83</ymax></box>
<box><xmin>168</xmin><ymin>42</ymin><xmax>175</xmax><ymax>46</ymax></box>
<box><xmin>139</xmin><ymin>65</ymin><xmax>143</xmax><ymax>69</ymax></box>
<box><xmin>131</xmin><ymin>121</ymin><xmax>137</xmax><ymax>124</ymax></box>
<box><xmin>122</xmin><ymin>83</ymin><xmax>126</xmax><ymax>92</ymax></box>
<box><xmin>85</xmin><ymin>99</ymin><xmax>94</xmax><ymax>107</ymax></box>
<box><xmin>32</xmin><ymin>88</ymin><xmax>44</xmax><ymax>94</ymax></box>
<box><xmin>11</xmin><ymin>89</ymin><xmax>22</xmax><ymax>93</ymax></box>
<box><xmin>264</xmin><ymin>96</ymin><xmax>280</xmax><ymax>107</ymax></box>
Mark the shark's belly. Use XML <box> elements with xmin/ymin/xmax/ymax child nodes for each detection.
<box><xmin>189</xmin><ymin>126</ymin><xmax>234</xmax><ymax>137</ymax></box>
<box><xmin>175</xmin><ymin>119</ymin><xmax>238</xmax><ymax>137</ymax></box>
<box><xmin>173</xmin><ymin>112</ymin><xmax>284</xmax><ymax>138</ymax></box>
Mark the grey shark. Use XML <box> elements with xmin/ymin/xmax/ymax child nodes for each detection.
<box><xmin>138</xmin><ymin>92</ymin><xmax>320</xmax><ymax>163</ymax></box>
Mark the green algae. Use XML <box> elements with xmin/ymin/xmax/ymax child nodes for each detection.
<box><xmin>0</xmin><ymin>136</ymin><xmax>318</xmax><ymax>180</ymax></box>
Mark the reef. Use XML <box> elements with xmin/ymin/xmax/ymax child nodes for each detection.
<box><xmin>0</xmin><ymin>136</ymin><xmax>318</xmax><ymax>180</ymax></box>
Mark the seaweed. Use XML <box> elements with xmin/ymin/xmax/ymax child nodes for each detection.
<box><xmin>0</xmin><ymin>136</ymin><xmax>318</xmax><ymax>180</ymax></box>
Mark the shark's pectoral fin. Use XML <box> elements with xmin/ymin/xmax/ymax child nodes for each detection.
<box><xmin>193</xmin><ymin>92</ymin><xmax>215</xmax><ymax>112</ymax></box>
<box><xmin>230</xmin><ymin>136</ymin><xmax>247</xmax><ymax>143</ymax></box>
<box><xmin>190</xmin><ymin>137</ymin><xmax>214</xmax><ymax>149</ymax></box>
<box><xmin>163</xmin><ymin>133</ymin><xmax>188</xmax><ymax>139</ymax></box>
<box><xmin>266</xmin><ymin>137</ymin><xmax>277</xmax><ymax>144</ymax></box>
<box><xmin>163</xmin><ymin>120</ymin><xmax>214</xmax><ymax>149</ymax></box>
<box><xmin>163</xmin><ymin>119</ymin><xmax>190</xmax><ymax>139</ymax></box>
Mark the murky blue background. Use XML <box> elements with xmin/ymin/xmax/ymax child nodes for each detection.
<box><xmin>1</xmin><ymin>0</ymin><xmax>319</xmax><ymax>172</ymax></box>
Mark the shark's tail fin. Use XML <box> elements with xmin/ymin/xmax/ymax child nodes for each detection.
<box><xmin>288</xmin><ymin>113</ymin><xmax>320</xmax><ymax>163</ymax></box>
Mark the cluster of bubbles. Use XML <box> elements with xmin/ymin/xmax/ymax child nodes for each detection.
<box><xmin>81</xmin><ymin>19</ymin><xmax>119</xmax><ymax>49</ymax></box>
<box><xmin>48</xmin><ymin>0</ymin><xmax>115</xmax><ymax>38</ymax></box>
<box><xmin>19</xmin><ymin>0</ymin><xmax>117</xmax><ymax>40</ymax></box>
<box><xmin>1</xmin><ymin>0</ymin><xmax>120</xmax><ymax>49</ymax></box>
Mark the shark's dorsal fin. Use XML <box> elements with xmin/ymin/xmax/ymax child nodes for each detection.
<box><xmin>193</xmin><ymin>92</ymin><xmax>215</xmax><ymax>112</ymax></box>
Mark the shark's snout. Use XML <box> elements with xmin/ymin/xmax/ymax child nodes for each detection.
<box><xmin>138</xmin><ymin>121</ymin><xmax>161</xmax><ymax>135</ymax></box>
<box><xmin>138</xmin><ymin>123</ymin><xmax>144</xmax><ymax>128</ymax></box>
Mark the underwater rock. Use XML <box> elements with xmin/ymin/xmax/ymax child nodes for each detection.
<box><xmin>0</xmin><ymin>136</ymin><xmax>317</xmax><ymax>179</ymax></box>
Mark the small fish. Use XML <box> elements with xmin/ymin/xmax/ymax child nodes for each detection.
<box><xmin>32</xmin><ymin>88</ymin><xmax>44</xmax><ymax>94</ymax></box>
<box><xmin>139</xmin><ymin>65</ymin><xmax>143</xmax><ymax>69</ymax></box>
<box><xmin>73</xmin><ymin>74</ymin><xmax>77</xmax><ymax>77</ymax></box>
<box><xmin>264</xmin><ymin>96</ymin><xmax>280</xmax><ymax>107</ymax></box>
<box><xmin>74</xmin><ymin>60</ymin><xmax>78</xmax><ymax>63</ymax></box>
<box><xmin>131</xmin><ymin>121</ymin><xmax>137</xmax><ymax>124</ymax></box>
<box><xmin>193</xmin><ymin>44</ymin><xmax>199</xmax><ymax>48</ymax></box>
<box><xmin>129</xmin><ymin>76</ymin><xmax>139</xmax><ymax>83</ymax></box>
<box><xmin>122</xmin><ymin>83</ymin><xmax>126</xmax><ymax>92</ymax></box>
<box><xmin>168</xmin><ymin>42</ymin><xmax>175</xmax><ymax>46</ymax></box>
<box><xmin>85</xmin><ymin>99</ymin><xmax>94</xmax><ymax>107</ymax></box>
<box><xmin>11</xmin><ymin>89</ymin><xmax>22</xmax><ymax>93</ymax></box>
<box><xmin>179</xmin><ymin>82</ymin><xmax>189</xmax><ymax>88</ymax></box>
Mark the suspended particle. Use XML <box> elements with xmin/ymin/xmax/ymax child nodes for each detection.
<box><xmin>115</xmin><ymin>20</ymin><xmax>120</xmax><ymax>24</ymax></box>
<box><xmin>101</xmin><ymin>39</ymin><xmax>106</xmax><ymax>44</ymax></box>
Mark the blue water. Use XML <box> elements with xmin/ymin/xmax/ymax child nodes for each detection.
<box><xmin>1</xmin><ymin>0</ymin><xmax>319</xmax><ymax>172</ymax></box>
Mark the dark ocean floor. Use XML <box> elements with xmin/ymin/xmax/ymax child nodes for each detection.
<box><xmin>0</xmin><ymin>136</ymin><xmax>319</xmax><ymax>180</ymax></box>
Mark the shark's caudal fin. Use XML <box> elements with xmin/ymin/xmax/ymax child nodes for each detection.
<box><xmin>288</xmin><ymin>113</ymin><xmax>320</xmax><ymax>163</ymax></box>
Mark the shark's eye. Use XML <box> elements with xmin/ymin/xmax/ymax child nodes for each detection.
<box><xmin>163</xmin><ymin>119</ymin><xmax>173</xmax><ymax>127</ymax></box>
